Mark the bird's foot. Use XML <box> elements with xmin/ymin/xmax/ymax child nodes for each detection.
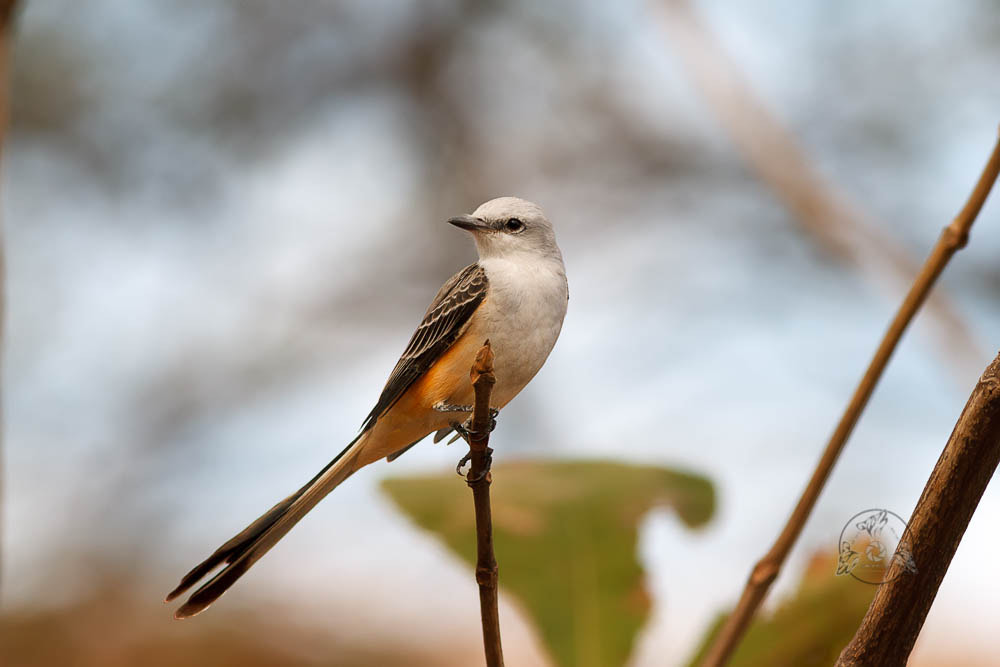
<box><xmin>455</xmin><ymin>446</ymin><xmax>494</xmax><ymax>482</ymax></box>
<box><xmin>448</xmin><ymin>413</ymin><xmax>497</xmax><ymax>443</ymax></box>
<box><xmin>449</xmin><ymin>419</ymin><xmax>474</xmax><ymax>443</ymax></box>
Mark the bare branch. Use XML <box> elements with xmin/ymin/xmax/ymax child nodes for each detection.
<box><xmin>466</xmin><ymin>341</ymin><xmax>504</xmax><ymax>667</ymax></box>
<box><xmin>0</xmin><ymin>1</ymin><xmax>16</xmax><ymax>26</ymax></box>
<box><xmin>699</xmin><ymin>131</ymin><xmax>1000</xmax><ymax>666</ymax></box>
<box><xmin>836</xmin><ymin>352</ymin><xmax>1000</xmax><ymax>665</ymax></box>
<box><xmin>656</xmin><ymin>0</ymin><xmax>984</xmax><ymax>378</ymax></box>
<box><xmin>0</xmin><ymin>0</ymin><xmax>21</xmax><ymax>605</ymax></box>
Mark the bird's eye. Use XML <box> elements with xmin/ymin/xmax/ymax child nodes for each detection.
<box><xmin>504</xmin><ymin>218</ymin><xmax>525</xmax><ymax>233</ymax></box>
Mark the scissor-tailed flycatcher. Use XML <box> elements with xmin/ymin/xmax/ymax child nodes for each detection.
<box><xmin>166</xmin><ymin>196</ymin><xmax>568</xmax><ymax>618</ymax></box>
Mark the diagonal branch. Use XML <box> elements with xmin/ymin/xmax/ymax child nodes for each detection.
<box><xmin>656</xmin><ymin>0</ymin><xmax>985</xmax><ymax>378</ymax></box>
<box><xmin>699</xmin><ymin>131</ymin><xmax>1000</xmax><ymax>666</ymax></box>
<box><xmin>836</xmin><ymin>352</ymin><xmax>1000</xmax><ymax>666</ymax></box>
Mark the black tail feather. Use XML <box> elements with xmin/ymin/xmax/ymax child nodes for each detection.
<box><xmin>164</xmin><ymin>495</ymin><xmax>296</xmax><ymax>603</ymax></box>
<box><xmin>166</xmin><ymin>435</ymin><xmax>361</xmax><ymax>616</ymax></box>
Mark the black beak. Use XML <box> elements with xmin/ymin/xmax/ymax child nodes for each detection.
<box><xmin>447</xmin><ymin>215</ymin><xmax>491</xmax><ymax>232</ymax></box>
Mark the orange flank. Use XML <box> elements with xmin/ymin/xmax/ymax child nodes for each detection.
<box><xmin>353</xmin><ymin>325</ymin><xmax>485</xmax><ymax>467</ymax></box>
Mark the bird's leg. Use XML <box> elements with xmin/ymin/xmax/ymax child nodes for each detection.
<box><xmin>439</xmin><ymin>401</ymin><xmax>499</xmax><ymax>443</ymax></box>
<box><xmin>449</xmin><ymin>419</ymin><xmax>473</xmax><ymax>443</ymax></box>
<box><xmin>434</xmin><ymin>402</ymin><xmax>473</xmax><ymax>413</ymax></box>
<box><xmin>435</xmin><ymin>402</ymin><xmax>499</xmax><ymax>422</ymax></box>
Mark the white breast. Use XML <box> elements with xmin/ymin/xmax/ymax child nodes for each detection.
<box><xmin>476</xmin><ymin>254</ymin><xmax>569</xmax><ymax>406</ymax></box>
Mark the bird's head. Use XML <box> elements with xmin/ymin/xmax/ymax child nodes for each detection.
<box><xmin>448</xmin><ymin>197</ymin><xmax>560</xmax><ymax>261</ymax></box>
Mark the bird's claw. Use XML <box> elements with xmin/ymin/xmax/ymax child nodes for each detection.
<box><xmin>455</xmin><ymin>451</ymin><xmax>472</xmax><ymax>476</ymax></box>
<box><xmin>456</xmin><ymin>446</ymin><xmax>494</xmax><ymax>483</ymax></box>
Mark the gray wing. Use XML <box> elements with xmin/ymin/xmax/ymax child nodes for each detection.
<box><xmin>361</xmin><ymin>263</ymin><xmax>488</xmax><ymax>433</ymax></box>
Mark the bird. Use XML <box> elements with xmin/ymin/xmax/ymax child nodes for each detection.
<box><xmin>166</xmin><ymin>196</ymin><xmax>569</xmax><ymax>618</ymax></box>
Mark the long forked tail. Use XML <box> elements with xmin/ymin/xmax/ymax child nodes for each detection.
<box><xmin>165</xmin><ymin>434</ymin><xmax>365</xmax><ymax>619</ymax></box>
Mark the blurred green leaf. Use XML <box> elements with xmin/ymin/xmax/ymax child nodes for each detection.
<box><xmin>685</xmin><ymin>552</ymin><xmax>877</xmax><ymax>667</ymax></box>
<box><xmin>382</xmin><ymin>459</ymin><xmax>715</xmax><ymax>667</ymax></box>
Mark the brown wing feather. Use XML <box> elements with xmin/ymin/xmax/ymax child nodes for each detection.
<box><xmin>360</xmin><ymin>263</ymin><xmax>488</xmax><ymax>432</ymax></box>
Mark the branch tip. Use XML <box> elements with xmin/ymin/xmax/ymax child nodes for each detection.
<box><xmin>472</xmin><ymin>341</ymin><xmax>496</xmax><ymax>385</ymax></box>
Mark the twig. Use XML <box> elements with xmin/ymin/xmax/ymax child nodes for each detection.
<box><xmin>700</xmin><ymin>132</ymin><xmax>1000</xmax><ymax>666</ymax></box>
<box><xmin>835</xmin><ymin>352</ymin><xmax>1000</xmax><ymax>666</ymax></box>
<box><xmin>465</xmin><ymin>340</ymin><xmax>504</xmax><ymax>667</ymax></box>
<box><xmin>656</xmin><ymin>0</ymin><xmax>984</xmax><ymax>378</ymax></box>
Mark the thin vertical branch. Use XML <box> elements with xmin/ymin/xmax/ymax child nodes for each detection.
<box><xmin>0</xmin><ymin>0</ymin><xmax>20</xmax><ymax>603</ymax></box>
<box><xmin>466</xmin><ymin>340</ymin><xmax>503</xmax><ymax>667</ymax></box>
<box><xmin>700</xmin><ymin>132</ymin><xmax>1000</xmax><ymax>666</ymax></box>
<box><xmin>836</xmin><ymin>352</ymin><xmax>1000</xmax><ymax>666</ymax></box>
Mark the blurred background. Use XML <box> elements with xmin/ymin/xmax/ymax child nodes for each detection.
<box><xmin>3</xmin><ymin>1</ymin><xmax>1000</xmax><ymax>665</ymax></box>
